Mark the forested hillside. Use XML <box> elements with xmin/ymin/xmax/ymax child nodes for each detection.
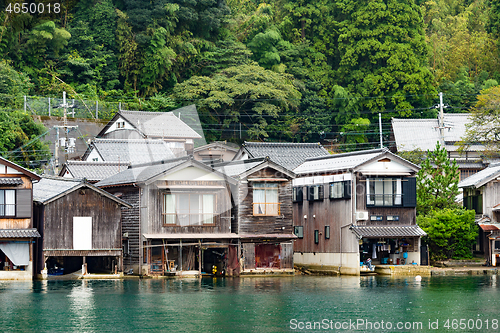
<box><xmin>0</xmin><ymin>0</ymin><xmax>498</xmax><ymax>153</ymax></box>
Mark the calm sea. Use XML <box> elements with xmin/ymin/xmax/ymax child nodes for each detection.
<box><xmin>0</xmin><ymin>275</ymin><xmax>498</xmax><ymax>332</ymax></box>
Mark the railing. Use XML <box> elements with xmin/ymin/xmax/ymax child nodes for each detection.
<box><xmin>162</xmin><ymin>213</ymin><xmax>215</xmax><ymax>226</ymax></box>
<box><xmin>366</xmin><ymin>194</ymin><xmax>402</xmax><ymax>207</ymax></box>
<box><xmin>253</xmin><ymin>203</ymin><xmax>281</xmax><ymax>216</ymax></box>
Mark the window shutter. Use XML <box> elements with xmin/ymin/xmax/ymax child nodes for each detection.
<box><xmin>402</xmin><ymin>177</ymin><xmax>417</xmax><ymax>207</ymax></box>
<box><xmin>16</xmin><ymin>189</ymin><xmax>32</xmax><ymax>218</ymax></box>
<box><xmin>318</xmin><ymin>185</ymin><xmax>324</xmax><ymax>200</ymax></box>
<box><xmin>343</xmin><ymin>180</ymin><xmax>352</xmax><ymax>199</ymax></box>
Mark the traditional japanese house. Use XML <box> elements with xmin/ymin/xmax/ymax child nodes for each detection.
<box><xmin>292</xmin><ymin>148</ymin><xmax>426</xmax><ymax>275</ymax></box>
<box><xmin>0</xmin><ymin>156</ymin><xmax>41</xmax><ymax>280</ymax></box>
<box><xmin>214</xmin><ymin>157</ymin><xmax>296</xmax><ymax>273</ymax></box>
<box><xmin>391</xmin><ymin>112</ymin><xmax>499</xmax><ymax>181</ymax></box>
<box><xmin>97</xmin><ymin>156</ymin><xmax>239</xmax><ymax>277</ymax></box>
<box><xmin>459</xmin><ymin>163</ymin><xmax>500</xmax><ymax>266</ymax></box>
<box><xmin>33</xmin><ymin>176</ymin><xmax>131</xmax><ymax>277</ymax></box>
<box><xmin>232</xmin><ymin>142</ymin><xmax>329</xmax><ymax>170</ymax></box>
<box><xmin>96</xmin><ymin>106</ymin><xmax>203</xmax><ymax>155</ymax></box>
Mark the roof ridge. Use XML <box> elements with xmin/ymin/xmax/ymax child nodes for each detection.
<box><xmin>243</xmin><ymin>141</ymin><xmax>323</xmax><ymax>147</ymax></box>
<box><xmin>66</xmin><ymin>160</ymin><xmax>131</xmax><ymax>166</ymax></box>
<box><xmin>212</xmin><ymin>157</ymin><xmax>267</xmax><ymax>168</ymax></box>
<box><xmin>40</xmin><ymin>175</ymin><xmax>84</xmax><ymax>182</ymax></box>
<box><xmin>128</xmin><ymin>155</ymin><xmax>191</xmax><ymax>169</ymax></box>
<box><xmin>120</xmin><ymin>110</ymin><xmax>173</xmax><ymax>116</ymax></box>
<box><xmin>304</xmin><ymin>148</ymin><xmax>387</xmax><ymax>162</ymax></box>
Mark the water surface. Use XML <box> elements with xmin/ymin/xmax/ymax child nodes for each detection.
<box><xmin>0</xmin><ymin>275</ymin><xmax>498</xmax><ymax>332</ymax></box>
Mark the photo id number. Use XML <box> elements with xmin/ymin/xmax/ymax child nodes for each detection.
<box><xmin>5</xmin><ymin>3</ymin><xmax>61</xmax><ymax>14</ymax></box>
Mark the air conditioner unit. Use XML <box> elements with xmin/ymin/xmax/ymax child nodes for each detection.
<box><xmin>356</xmin><ymin>211</ymin><xmax>369</xmax><ymax>221</ymax></box>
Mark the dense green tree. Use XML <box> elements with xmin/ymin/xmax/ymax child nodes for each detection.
<box><xmin>0</xmin><ymin>110</ymin><xmax>51</xmax><ymax>167</ymax></box>
<box><xmin>417</xmin><ymin>208</ymin><xmax>477</xmax><ymax>260</ymax></box>
<box><xmin>417</xmin><ymin>142</ymin><xmax>460</xmax><ymax>216</ymax></box>
<box><xmin>172</xmin><ymin>63</ymin><xmax>301</xmax><ymax>141</ymax></box>
<box><xmin>460</xmin><ymin>85</ymin><xmax>500</xmax><ymax>156</ymax></box>
<box><xmin>333</xmin><ymin>0</ymin><xmax>437</xmax><ymax>118</ymax></box>
<box><xmin>0</xmin><ymin>61</ymin><xmax>33</xmax><ymax>107</ymax></box>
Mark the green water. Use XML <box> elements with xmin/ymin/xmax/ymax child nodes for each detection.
<box><xmin>0</xmin><ymin>275</ymin><xmax>498</xmax><ymax>332</ymax></box>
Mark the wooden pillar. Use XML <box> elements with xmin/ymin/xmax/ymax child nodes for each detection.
<box><xmin>198</xmin><ymin>240</ymin><xmax>202</xmax><ymax>276</ymax></box>
<box><xmin>492</xmin><ymin>240</ymin><xmax>496</xmax><ymax>267</ymax></box>
<box><xmin>179</xmin><ymin>239</ymin><xmax>183</xmax><ymax>271</ymax></box>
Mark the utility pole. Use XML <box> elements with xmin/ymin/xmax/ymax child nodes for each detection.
<box><xmin>53</xmin><ymin>91</ymin><xmax>78</xmax><ymax>174</ymax></box>
<box><xmin>438</xmin><ymin>92</ymin><xmax>446</xmax><ymax>145</ymax></box>
<box><xmin>379</xmin><ymin>113</ymin><xmax>383</xmax><ymax>148</ymax></box>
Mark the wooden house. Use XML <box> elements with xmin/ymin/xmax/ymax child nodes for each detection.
<box><xmin>215</xmin><ymin>157</ymin><xmax>296</xmax><ymax>273</ymax></box>
<box><xmin>292</xmin><ymin>148</ymin><xmax>426</xmax><ymax>275</ymax></box>
<box><xmin>33</xmin><ymin>177</ymin><xmax>131</xmax><ymax>277</ymax></box>
<box><xmin>97</xmin><ymin>156</ymin><xmax>239</xmax><ymax>277</ymax></box>
<box><xmin>459</xmin><ymin>163</ymin><xmax>500</xmax><ymax>266</ymax></box>
<box><xmin>0</xmin><ymin>156</ymin><xmax>41</xmax><ymax>280</ymax></box>
<box><xmin>96</xmin><ymin>106</ymin><xmax>203</xmax><ymax>155</ymax></box>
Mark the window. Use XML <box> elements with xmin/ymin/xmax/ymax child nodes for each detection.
<box><xmin>162</xmin><ymin>193</ymin><xmax>215</xmax><ymax>225</ymax></box>
<box><xmin>329</xmin><ymin>181</ymin><xmax>351</xmax><ymax>199</ymax></box>
<box><xmin>294</xmin><ymin>226</ymin><xmax>303</xmax><ymax>239</ymax></box>
<box><xmin>0</xmin><ymin>190</ymin><xmax>15</xmax><ymax>217</ymax></box>
<box><xmin>0</xmin><ymin>189</ymin><xmax>31</xmax><ymax>218</ymax></box>
<box><xmin>314</xmin><ymin>230</ymin><xmax>319</xmax><ymax>244</ymax></box>
<box><xmin>308</xmin><ymin>185</ymin><xmax>324</xmax><ymax>201</ymax></box>
<box><xmin>366</xmin><ymin>178</ymin><xmax>402</xmax><ymax>207</ymax></box>
<box><xmin>292</xmin><ymin>187</ymin><xmax>303</xmax><ymax>202</ymax></box>
<box><xmin>325</xmin><ymin>226</ymin><xmax>330</xmax><ymax>239</ymax></box>
<box><xmin>116</xmin><ymin>121</ymin><xmax>125</xmax><ymax>128</ymax></box>
<box><xmin>253</xmin><ymin>183</ymin><xmax>279</xmax><ymax>216</ymax></box>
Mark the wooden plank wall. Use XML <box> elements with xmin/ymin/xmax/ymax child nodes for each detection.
<box><xmin>293</xmin><ymin>183</ymin><xmax>350</xmax><ymax>254</ymax></box>
<box><xmin>0</xmin><ymin>174</ymin><xmax>32</xmax><ymax>229</ymax></box>
<box><xmin>243</xmin><ymin>243</ymin><xmax>255</xmax><ymax>269</ymax></box>
<box><xmin>146</xmin><ymin>180</ymin><xmax>232</xmax><ymax>234</ymax></box>
<box><xmin>117</xmin><ymin>188</ymin><xmax>140</xmax><ymax>266</ymax></box>
<box><xmin>238</xmin><ymin>168</ymin><xmax>293</xmax><ymax>235</ymax></box>
<box><xmin>43</xmin><ymin>188</ymin><xmax>122</xmax><ymax>250</ymax></box>
<box><xmin>280</xmin><ymin>242</ymin><xmax>293</xmax><ymax>268</ymax></box>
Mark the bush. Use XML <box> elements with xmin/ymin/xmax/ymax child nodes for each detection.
<box><xmin>417</xmin><ymin>208</ymin><xmax>477</xmax><ymax>261</ymax></box>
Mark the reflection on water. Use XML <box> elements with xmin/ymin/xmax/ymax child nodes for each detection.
<box><xmin>0</xmin><ymin>276</ymin><xmax>496</xmax><ymax>332</ymax></box>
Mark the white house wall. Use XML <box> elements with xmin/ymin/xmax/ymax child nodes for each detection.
<box><xmin>158</xmin><ymin>166</ymin><xmax>225</xmax><ymax>181</ymax></box>
<box><xmin>104</xmin><ymin>116</ymin><xmax>135</xmax><ymax>134</ymax></box>
<box><xmin>0</xmin><ymin>165</ymin><xmax>22</xmax><ymax>174</ymax></box>
<box><xmin>357</xmin><ymin>158</ymin><xmax>414</xmax><ymax>175</ymax></box>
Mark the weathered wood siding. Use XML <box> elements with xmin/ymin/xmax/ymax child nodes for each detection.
<box><xmin>144</xmin><ymin>180</ymin><xmax>232</xmax><ymax>234</ymax></box>
<box><xmin>43</xmin><ymin>188</ymin><xmax>122</xmax><ymax>250</ymax></box>
<box><xmin>238</xmin><ymin>168</ymin><xmax>293</xmax><ymax>235</ymax></box>
<box><xmin>0</xmin><ymin>174</ymin><xmax>33</xmax><ymax>229</ymax></box>
<box><xmin>355</xmin><ymin>175</ymin><xmax>416</xmax><ymax>226</ymax></box>
<box><xmin>243</xmin><ymin>243</ymin><xmax>255</xmax><ymax>269</ymax></box>
<box><xmin>293</xmin><ymin>184</ymin><xmax>351</xmax><ymax>254</ymax></box>
<box><xmin>280</xmin><ymin>242</ymin><xmax>293</xmax><ymax>268</ymax></box>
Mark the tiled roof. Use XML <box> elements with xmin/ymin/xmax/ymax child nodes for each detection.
<box><xmin>63</xmin><ymin>161</ymin><xmax>131</xmax><ymax>182</ymax></box>
<box><xmin>294</xmin><ymin>148</ymin><xmax>387</xmax><ymax>175</ymax></box>
<box><xmin>0</xmin><ymin>178</ymin><xmax>24</xmax><ymax>185</ymax></box>
<box><xmin>0</xmin><ymin>229</ymin><xmax>40</xmax><ymax>238</ymax></box>
<box><xmin>350</xmin><ymin>225</ymin><xmax>427</xmax><ymax>238</ymax></box>
<box><xmin>214</xmin><ymin>158</ymin><xmax>267</xmax><ymax>177</ymax></box>
<box><xmin>241</xmin><ymin>142</ymin><xmax>329</xmax><ymax>170</ymax></box>
<box><xmin>120</xmin><ymin>106</ymin><xmax>202</xmax><ymax>139</ymax></box>
<box><xmin>33</xmin><ymin>177</ymin><xmax>82</xmax><ymax>203</ymax></box>
<box><xmin>194</xmin><ymin>141</ymin><xmax>240</xmax><ymax>153</ymax></box>
<box><xmin>96</xmin><ymin>156</ymin><xmax>191</xmax><ymax>187</ymax></box>
<box><xmin>90</xmin><ymin>139</ymin><xmax>179</xmax><ymax>164</ymax></box>
<box><xmin>458</xmin><ymin>163</ymin><xmax>500</xmax><ymax>188</ymax></box>
<box><xmin>392</xmin><ymin>114</ymin><xmax>475</xmax><ymax>152</ymax></box>
<box><xmin>33</xmin><ymin>176</ymin><xmax>132</xmax><ymax>207</ymax></box>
